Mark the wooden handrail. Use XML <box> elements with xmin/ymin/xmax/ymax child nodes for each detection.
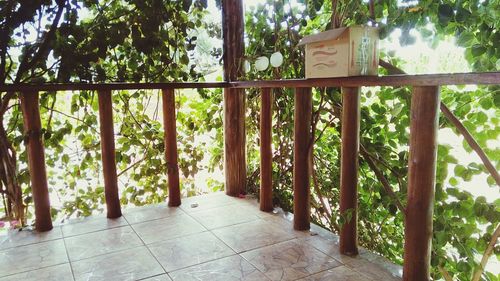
<box><xmin>233</xmin><ymin>72</ymin><xmax>500</xmax><ymax>88</ymax></box>
<box><xmin>1</xmin><ymin>72</ymin><xmax>499</xmax><ymax>92</ymax></box>
<box><xmin>0</xmin><ymin>82</ymin><xmax>230</xmax><ymax>92</ymax></box>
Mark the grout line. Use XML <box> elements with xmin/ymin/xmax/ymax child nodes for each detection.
<box><xmin>123</xmin><ymin>207</ymin><xmax>186</xmax><ymax>225</ymax></box>
<box><xmin>0</xmin><ymin>226</ymin><xmax>64</xmax><ymax>251</ymax></box>
<box><xmin>69</xmin><ymin>244</ymin><xmax>146</xmax><ymax>264</ymax></box>
<box><xmin>135</xmin><ymin>273</ymin><xmax>170</xmax><ymax>281</ymax></box>
<box><xmin>61</xmin><ymin>219</ymin><xmax>128</xmax><ymax>238</ymax></box>
<box><xmin>61</xmin><ymin>233</ymin><xmax>76</xmax><ymax>281</ymax></box>
<box><xmin>166</xmin><ymin>253</ymin><xmax>242</xmax><ymax>275</ymax></box>
<box><xmin>0</xmin><ymin>262</ymin><xmax>70</xmax><ymax>279</ymax></box>
<box><xmin>128</xmin><ymin>210</ymin><xmax>170</xmax><ymax>278</ymax></box>
<box><xmin>64</xmin><ymin>225</ymin><xmax>148</xmax><ymax>263</ymax></box>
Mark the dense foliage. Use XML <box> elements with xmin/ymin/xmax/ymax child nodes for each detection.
<box><xmin>0</xmin><ymin>0</ymin><xmax>498</xmax><ymax>280</ymax></box>
<box><xmin>242</xmin><ymin>1</ymin><xmax>499</xmax><ymax>280</ymax></box>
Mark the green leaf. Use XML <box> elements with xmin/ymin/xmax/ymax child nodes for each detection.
<box><xmin>438</xmin><ymin>4</ymin><xmax>454</xmax><ymax>25</ymax></box>
<box><xmin>471</xmin><ymin>44</ymin><xmax>487</xmax><ymax>57</ymax></box>
<box><xmin>457</xmin><ymin>32</ymin><xmax>475</xmax><ymax>46</ymax></box>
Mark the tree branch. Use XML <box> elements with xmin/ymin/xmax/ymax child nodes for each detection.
<box><xmin>360</xmin><ymin>143</ymin><xmax>406</xmax><ymax>214</ymax></box>
<box><xmin>440</xmin><ymin>105</ymin><xmax>500</xmax><ymax>186</ymax></box>
<box><xmin>379</xmin><ymin>59</ymin><xmax>500</xmax><ymax>186</ymax></box>
<box><xmin>438</xmin><ymin>266</ymin><xmax>453</xmax><ymax>281</ymax></box>
<box><xmin>117</xmin><ymin>155</ymin><xmax>147</xmax><ymax>177</ymax></box>
<box><xmin>15</xmin><ymin>1</ymin><xmax>66</xmax><ymax>82</ymax></box>
<box><xmin>472</xmin><ymin>224</ymin><xmax>500</xmax><ymax>281</ymax></box>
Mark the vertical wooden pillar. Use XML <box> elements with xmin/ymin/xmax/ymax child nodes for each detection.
<box><xmin>260</xmin><ymin>88</ymin><xmax>273</xmax><ymax>212</ymax></box>
<box><xmin>162</xmin><ymin>89</ymin><xmax>181</xmax><ymax>207</ymax></box>
<box><xmin>403</xmin><ymin>86</ymin><xmax>440</xmax><ymax>281</ymax></box>
<box><xmin>20</xmin><ymin>91</ymin><xmax>53</xmax><ymax>231</ymax></box>
<box><xmin>293</xmin><ymin>87</ymin><xmax>312</xmax><ymax>230</ymax></box>
<box><xmin>222</xmin><ymin>0</ymin><xmax>246</xmax><ymax>197</ymax></box>
<box><xmin>97</xmin><ymin>90</ymin><xmax>121</xmax><ymax>218</ymax></box>
<box><xmin>339</xmin><ymin>87</ymin><xmax>360</xmax><ymax>255</ymax></box>
<box><xmin>223</xmin><ymin>88</ymin><xmax>246</xmax><ymax>196</ymax></box>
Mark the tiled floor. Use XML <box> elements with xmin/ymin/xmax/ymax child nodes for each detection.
<box><xmin>0</xmin><ymin>192</ymin><xmax>402</xmax><ymax>281</ymax></box>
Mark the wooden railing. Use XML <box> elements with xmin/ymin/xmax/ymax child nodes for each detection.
<box><xmin>1</xmin><ymin>71</ymin><xmax>499</xmax><ymax>281</ymax></box>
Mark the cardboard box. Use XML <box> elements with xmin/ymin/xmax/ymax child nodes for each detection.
<box><xmin>298</xmin><ymin>26</ymin><xmax>379</xmax><ymax>78</ymax></box>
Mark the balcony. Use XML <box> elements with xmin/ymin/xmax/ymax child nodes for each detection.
<box><xmin>0</xmin><ymin>192</ymin><xmax>402</xmax><ymax>281</ymax></box>
<box><xmin>0</xmin><ymin>72</ymin><xmax>499</xmax><ymax>280</ymax></box>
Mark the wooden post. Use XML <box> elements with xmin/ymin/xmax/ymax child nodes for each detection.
<box><xmin>293</xmin><ymin>87</ymin><xmax>312</xmax><ymax>230</ymax></box>
<box><xmin>97</xmin><ymin>90</ymin><xmax>121</xmax><ymax>218</ymax></box>
<box><xmin>403</xmin><ymin>86</ymin><xmax>440</xmax><ymax>281</ymax></box>
<box><xmin>339</xmin><ymin>87</ymin><xmax>360</xmax><ymax>255</ymax></box>
<box><xmin>260</xmin><ymin>88</ymin><xmax>273</xmax><ymax>212</ymax></box>
<box><xmin>20</xmin><ymin>91</ymin><xmax>53</xmax><ymax>232</ymax></box>
<box><xmin>222</xmin><ymin>0</ymin><xmax>246</xmax><ymax>197</ymax></box>
<box><xmin>162</xmin><ymin>89</ymin><xmax>181</xmax><ymax>207</ymax></box>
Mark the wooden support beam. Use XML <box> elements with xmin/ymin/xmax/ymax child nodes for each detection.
<box><xmin>224</xmin><ymin>88</ymin><xmax>246</xmax><ymax>196</ymax></box>
<box><xmin>20</xmin><ymin>91</ymin><xmax>53</xmax><ymax>232</ymax></box>
<box><xmin>97</xmin><ymin>90</ymin><xmax>121</xmax><ymax>218</ymax></box>
<box><xmin>339</xmin><ymin>87</ymin><xmax>361</xmax><ymax>255</ymax></box>
<box><xmin>403</xmin><ymin>86</ymin><xmax>440</xmax><ymax>281</ymax></box>
<box><xmin>260</xmin><ymin>88</ymin><xmax>273</xmax><ymax>212</ymax></box>
<box><xmin>222</xmin><ymin>0</ymin><xmax>246</xmax><ymax>197</ymax></box>
<box><xmin>162</xmin><ymin>89</ymin><xmax>181</xmax><ymax>207</ymax></box>
<box><xmin>221</xmin><ymin>0</ymin><xmax>244</xmax><ymax>81</ymax></box>
<box><xmin>293</xmin><ymin>87</ymin><xmax>312</xmax><ymax>230</ymax></box>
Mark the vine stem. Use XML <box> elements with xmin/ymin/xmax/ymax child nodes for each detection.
<box><xmin>438</xmin><ymin>266</ymin><xmax>453</xmax><ymax>281</ymax></box>
<box><xmin>472</xmin><ymin>224</ymin><xmax>500</xmax><ymax>281</ymax></box>
<box><xmin>359</xmin><ymin>144</ymin><xmax>406</xmax><ymax>215</ymax></box>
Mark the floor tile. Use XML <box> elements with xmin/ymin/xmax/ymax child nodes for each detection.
<box><xmin>0</xmin><ymin>263</ymin><xmax>74</xmax><ymax>281</ymax></box>
<box><xmin>131</xmin><ymin>213</ymin><xmax>205</xmax><ymax>244</ymax></box>
<box><xmin>190</xmin><ymin>204</ymin><xmax>260</xmax><ymax>229</ymax></box>
<box><xmin>301</xmin><ymin>234</ymin><xmax>356</xmax><ymax>264</ymax></box>
<box><xmin>65</xmin><ymin>226</ymin><xmax>143</xmax><ymax>261</ymax></box>
<box><xmin>347</xmin><ymin>257</ymin><xmax>402</xmax><ymax>281</ymax></box>
<box><xmin>71</xmin><ymin>247</ymin><xmax>164</xmax><ymax>281</ymax></box>
<box><xmin>0</xmin><ymin>239</ymin><xmax>68</xmax><ymax>277</ymax></box>
<box><xmin>148</xmin><ymin>231</ymin><xmax>234</xmax><ymax>272</ymax></box>
<box><xmin>212</xmin><ymin>219</ymin><xmax>297</xmax><ymax>253</ymax></box>
<box><xmin>302</xmin><ymin>234</ymin><xmax>402</xmax><ymax>280</ymax></box>
<box><xmin>179</xmin><ymin>192</ymin><xmax>239</xmax><ymax>213</ymax></box>
<box><xmin>0</xmin><ymin>227</ymin><xmax>62</xmax><ymax>250</ymax></box>
<box><xmin>140</xmin><ymin>274</ymin><xmax>172</xmax><ymax>281</ymax></box>
<box><xmin>298</xmin><ymin>265</ymin><xmax>373</xmax><ymax>281</ymax></box>
<box><xmin>123</xmin><ymin>204</ymin><xmax>183</xmax><ymax>225</ymax></box>
<box><xmin>61</xmin><ymin>216</ymin><xmax>128</xmax><ymax>237</ymax></box>
<box><xmin>241</xmin><ymin>239</ymin><xmax>342</xmax><ymax>281</ymax></box>
<box><xmin>0</xmin><ymin>193</ymin><xmax>404</xmax><ymax>281</ymax></box>
<box><xmin>169</xmin><ymin>255</ymin><xmax>269</xmax><ymax>281</ymax></box>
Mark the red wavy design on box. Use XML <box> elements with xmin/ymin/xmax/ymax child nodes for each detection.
<box><xmin>312</xmin><ymin>50</ymin><xmax>337</xmax><ymax>56</ymax></box>
<box><xmin>313</xmin><ymin>62</ymin><xmax>337</xmax><ymax>67</ymax></box>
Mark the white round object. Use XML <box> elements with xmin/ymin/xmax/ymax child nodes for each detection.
<box><xmin>244</xmin><ymin>60</ymin><xmax>251</xmax><ymax>73</ymax></box>
<box><xmin>270</xmin><ymin>51</ymin><xmax>283</xmax><ymax>67</ymax></box>
<box><xmin>255</xmin><ymin>56</ymin><xmax>269</xmax><ymax>71</ymax></box>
